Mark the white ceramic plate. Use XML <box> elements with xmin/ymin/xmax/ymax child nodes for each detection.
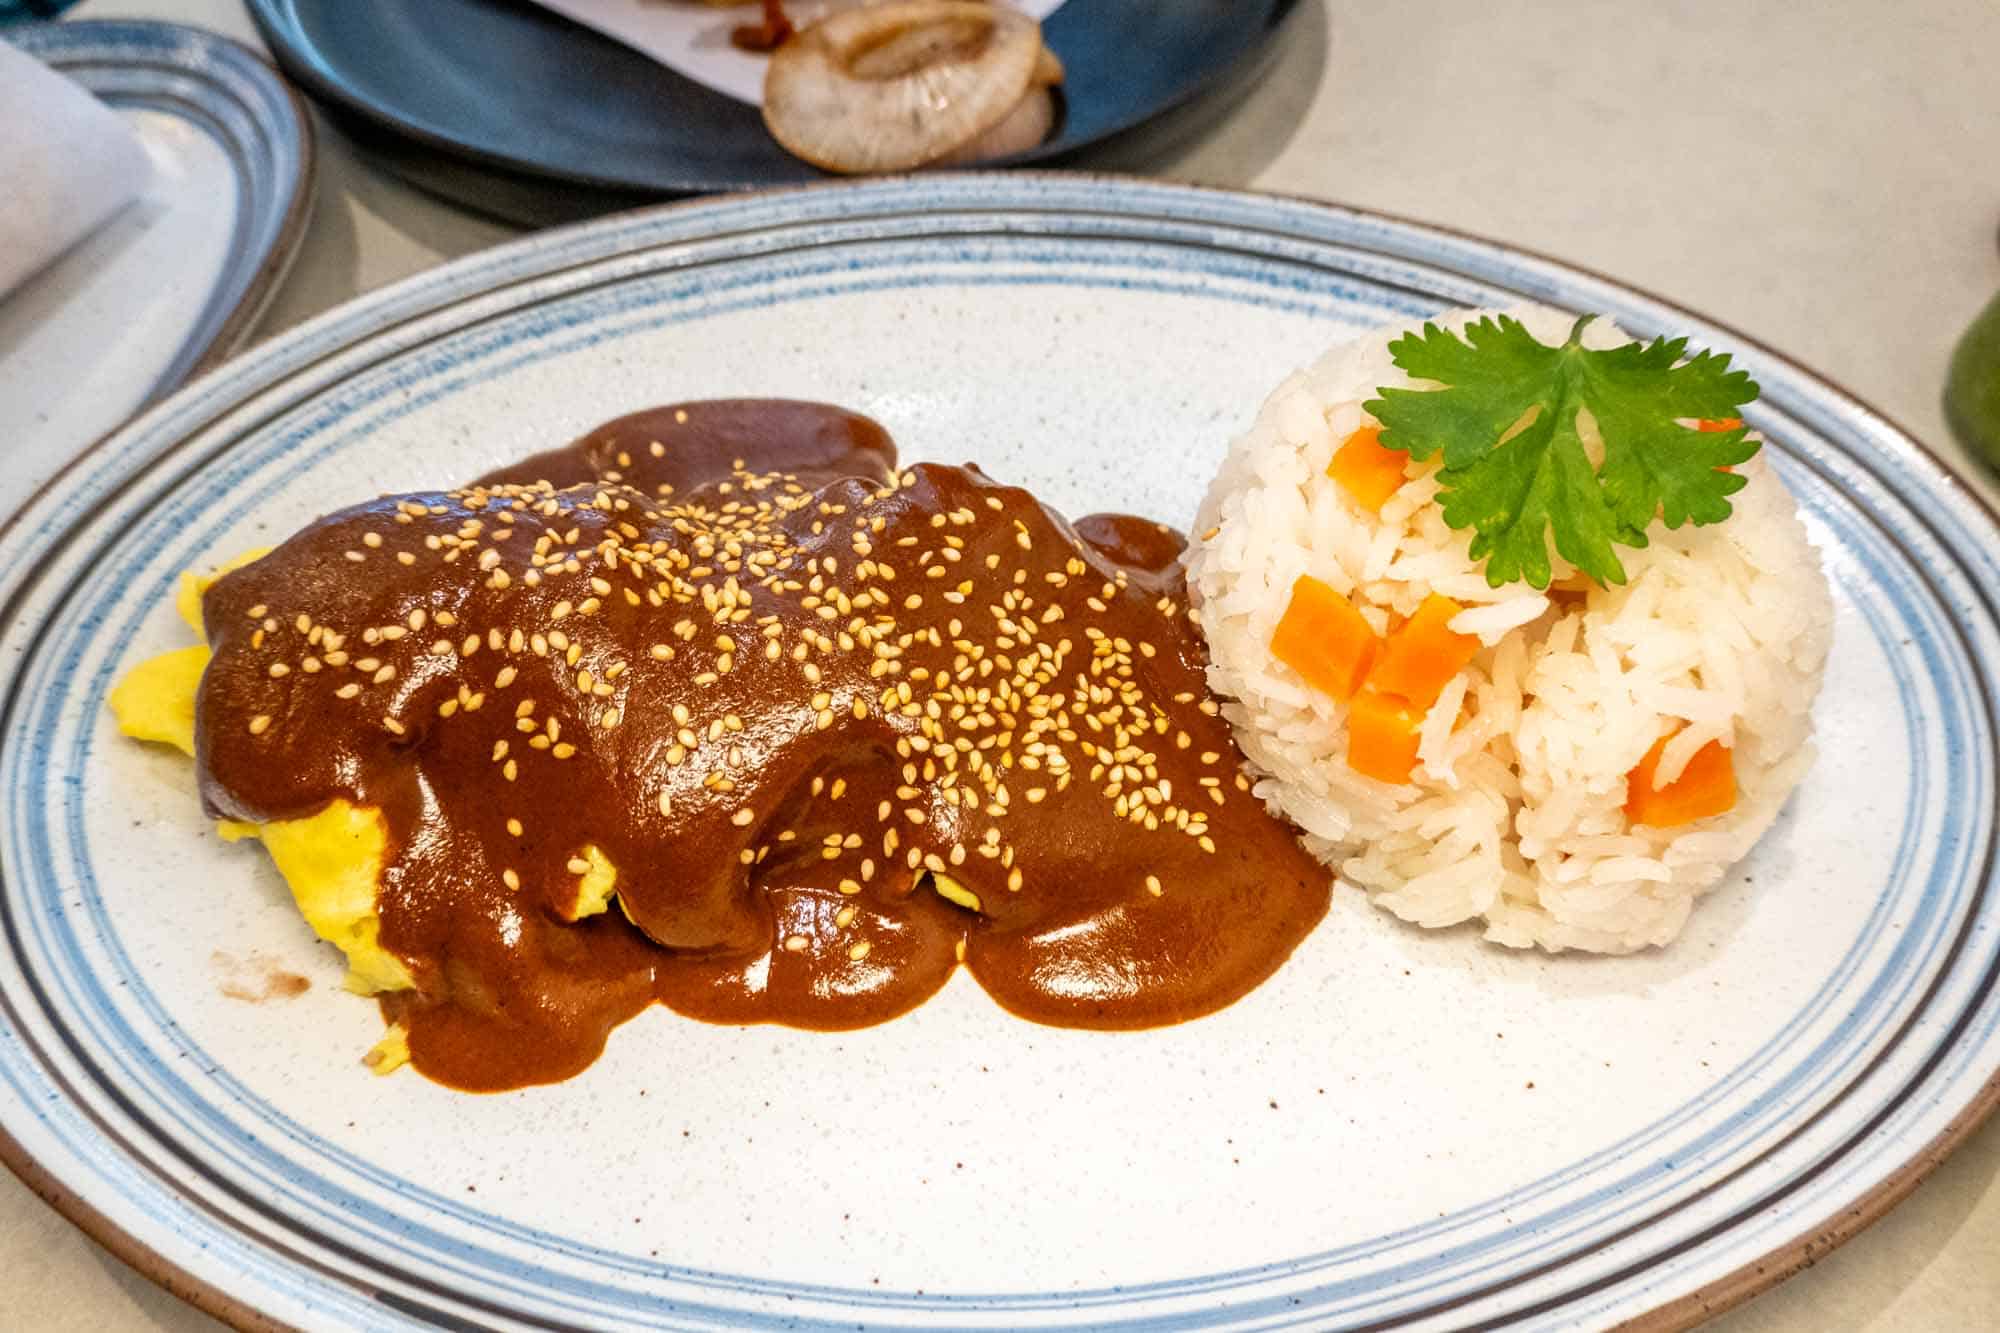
<box><xmin>1</xmin><ymin>177</ymin><xmax>1995</xmax><ymax>1331</ymax></box>
<box><xmin>0</xmin><ymin>20</ymin><xmax>312</xmax><ymax>516</ymax></box>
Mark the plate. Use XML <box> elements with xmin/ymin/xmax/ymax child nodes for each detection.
<box><xmin>1</xmin><ymin>175</ymin><xmax>1996</xmax><ymax>1331</ymax></box>
<box><xmin>242</xmin><ymin>0</ymin><xmax>1297</xmax><ymax>224</ymax></box>
<box><xmin>0</xmin><ymin>20</ymin><xmax>313</xmax><ymax>517</ymax></box>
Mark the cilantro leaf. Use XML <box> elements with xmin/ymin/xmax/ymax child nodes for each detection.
<box><xmin>1363</xmin><ymin>314</ymin><xmax>1760</xmax><ymax>589</ymax></box>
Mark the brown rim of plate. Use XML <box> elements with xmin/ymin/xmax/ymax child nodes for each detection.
<box><xmin>0</xmin><ymin>172</ymin><xmax>1995</xmax><ymax>1331</ymax></box>
<box><xmin>0</xmin><ymin>1122</ymin><xmax>299</xmax><ymax>1333</ymax></box>
<box><xmin>1613</xmin><ymin>1065</ymin><xmax>2000</xmax><ymax>1330</ymax></box>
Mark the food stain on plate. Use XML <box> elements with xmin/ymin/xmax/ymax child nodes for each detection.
<box><xmin>210</xmin><ymin>950</ymin><xmax>312</xmax><ymax>1003</ymax></box>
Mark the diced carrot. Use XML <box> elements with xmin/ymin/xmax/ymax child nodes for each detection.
<box><xmin>1326</xmin><ymin>426</ymin><xmax>1409</xmax><ymax>513</ymax></box>
<box><xmin>1696</xmin><ymin>418</ymin><xmax>1745</xmax><ymax>473</ymax></box>
<box><xmin>1271</xmin><ymin>575</ymin><xmax>1378</xmax><ymax>702</ymax></box>
<box><xmin>1624</xmin><ymin>734</ymin><xmax>1737</xmax><ymax>827</ymax></box>
<box><xmin>1366</xmin><ymin>594</ymin><xmax>1481</xmax><ymax>708</ymax></box>
<box><xmin>1347</xmin><ymin>689</ymin><xmax>1424</xmax><ymax>784</ymax></box>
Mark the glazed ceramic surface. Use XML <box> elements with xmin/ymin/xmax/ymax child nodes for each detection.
<box><xmin>243</xmin><ymin>0</ymin><xmax>1295</xmax><ymax>221</ymax></box>
<box><xmin>0</xmin><ymin>177</ymin><xmax>1994</xmax><ymax>1331</ymax></box>
<box><xmin>0</xmin><ymin>20</ymin><xmax>312</xmax><ymax>515</ymax></box>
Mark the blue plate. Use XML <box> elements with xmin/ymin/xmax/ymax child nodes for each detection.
<box><xmin>244</xmin><ymin>0</ymin><xmax>1299</xmax><ymax>223</ymax></box>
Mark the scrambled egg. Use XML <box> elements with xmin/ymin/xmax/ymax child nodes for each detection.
<box><xmin>106</xmin><ymin>550</ymin><xmax>268</xmax><ymax>755</ymax></box>
<box><xmin>113</xmin><ymin>554</ymin><xmax>643</xmax><ymax>1074</ymax></box>
<box><xmin>932</xmin><ymin>874</ymin><xmax>981</xmax><ymax>913</ymax></box>
<box><xmin>112</xmin><ymin>552</ymin><xmax>421</xmax><ymax>1072</ymax></box>
<box><xmin>213</xmin><ymin>805</ymin><xmax>411</xmax><ymax>995</ymax></box>
<box><xmin>113</xmin><ymin>556</ymin><xmax>981</xmax><ymax>1075</ymax></box>
<box><xmin>569</xmin><ymin>846</ymin><xmax>619</xmax><ymax>921</ymax></box>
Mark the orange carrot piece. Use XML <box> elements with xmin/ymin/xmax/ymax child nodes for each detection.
<box><xmin>1271</xmin><ymin>575</ymin><xmax>1378</xmax><ymax>702</ymax></box>
<box><xmin>1366</xmin><ymin>594</ymin><xmax>1481</xmax><ymax>708</ymax></box>
<box><xmin>1327</xmin><ymin>426</ymin><xmax>1409</xmax><ymax>513</ymax></box>
<box><xmin>1697</xmin><ymin>417</ymin><xmax>1745</xmax><ymax>473</ymax></box>
<box><xmin>1624</xmin><ymin>734</ymin><xmax>1737</xmax><ymax>827</ymax></box>
<box><xmin>1347</xmin><ymin>689</ymin><xmax>1424</xmax><ymax>784</ymax></box>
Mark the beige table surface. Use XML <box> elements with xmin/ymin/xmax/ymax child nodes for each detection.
<box><xmin>6</xmin><ymin>0</ymin><xmax>1999</xmax><ymax>1328</ymax></box>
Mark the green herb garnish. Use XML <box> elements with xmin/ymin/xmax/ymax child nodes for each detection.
<box><xmin>1364</xmin><ymin>314</ymin><xmax>1761</xmax><ymax>589</ymax></box>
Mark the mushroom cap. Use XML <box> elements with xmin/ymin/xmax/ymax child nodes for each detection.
<box><xmin>927</xmin><ymin>85</ymin><xmax>1057</xmax><ymax>168</ymax></box>
<box><xmin>762</xmin><ymin>2</ymin><xmax>1051</xmax><ymax>175</ymax></box>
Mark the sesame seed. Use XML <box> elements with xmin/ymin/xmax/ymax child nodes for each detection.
<box><xmin>219</xmin><ymin>453</ymin><xmax>1259</xmax><ymax>945</ymax></box>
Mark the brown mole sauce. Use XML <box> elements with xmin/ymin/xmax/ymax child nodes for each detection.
<box><xmin>194</xmin><ymin>401</ymin><xmax>1328</xmax><ymax>1090</ymax></box>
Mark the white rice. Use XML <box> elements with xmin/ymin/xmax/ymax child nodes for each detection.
<box><xmin>1186</xmin><ymin>306</ymin><xmax>1834</xmax><ymax>953</ymax></box>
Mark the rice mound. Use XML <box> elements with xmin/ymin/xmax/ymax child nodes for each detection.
<box><xmin>1186</xmin><ymin>306</ymin><xmax>1834</xmax><ymax>953</ymax></box>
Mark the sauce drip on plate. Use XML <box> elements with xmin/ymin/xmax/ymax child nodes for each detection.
<box><xmin>194</xmin><ymin>401</ymin><xmax>1328</xmax><ymax>1090</ymax></box>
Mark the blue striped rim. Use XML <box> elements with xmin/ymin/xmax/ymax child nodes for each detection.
<box><xmin>21</xmin><ymin>268</ymin><xmax>1985</xmax><ymax>1320</ymax></box>
<box><xmin>0</xmin><ymin>180</ymin><xmax>1994</xmax><ymax>1328</ymax></box>
<box><xmin>3</xmin><ymin>236</ymin><xmax>1984</xmax><ymax>1320</ymax></box>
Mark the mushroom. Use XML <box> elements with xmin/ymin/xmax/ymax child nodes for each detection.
<box><xmin>762</xmin><ymin>2</ymin><xmax>1063</xmax><ymax>174</ymax></box>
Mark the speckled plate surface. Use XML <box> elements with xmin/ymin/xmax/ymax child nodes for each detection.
<box><xmin>1</xmin><ymin>176</ymin><xmax>1996</xmax><ymax>1331</ymax></box>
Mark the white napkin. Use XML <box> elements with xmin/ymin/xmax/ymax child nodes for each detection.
<box><xmin>528</xmin><ymin>1</ymin><xmax>1066</xmax><ymax>106</ymax></box>
<box><xmin>0</xmin><ymin>39</ymin><xmax>152</xmax><ymax>300</ymax></box>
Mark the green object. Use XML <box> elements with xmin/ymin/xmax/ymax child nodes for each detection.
<box><xmin>1366</xmin><ymin>314</ymin><xmax>1762</xmax><ymax>590</ymax></box>
<box><xmin>1945</xmin><ymin>290</ymin><xmax>2000</xmax><ymax>476</ymax></box>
